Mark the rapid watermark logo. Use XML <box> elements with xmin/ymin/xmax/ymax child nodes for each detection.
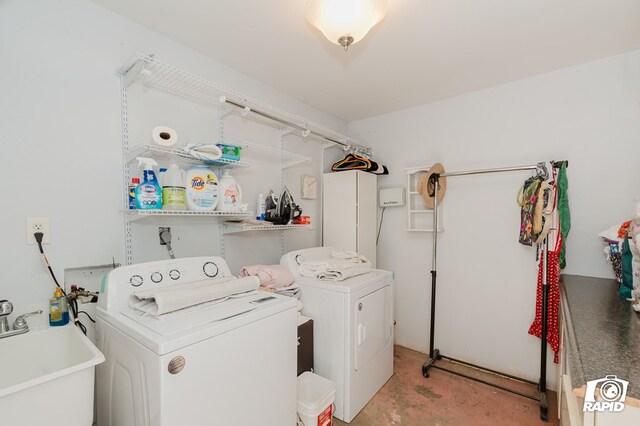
<box><xmin>583</xmin><ymin>375</ymin><xmax>628</xmax><ymax>412</ymax></box>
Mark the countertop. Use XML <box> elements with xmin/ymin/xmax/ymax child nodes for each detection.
<box><xmin>560</xmin><ymin>274</ymin><xmax>640</xmax><ymax>406</ymax></box>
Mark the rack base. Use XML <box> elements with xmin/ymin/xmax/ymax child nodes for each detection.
<box><xmin>422</xmin><ymin>350</ymin><xmax>549</xmax><ymax>421</ymax></box>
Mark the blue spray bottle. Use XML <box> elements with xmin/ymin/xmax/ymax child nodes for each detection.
<box><xmin>135</xmin><ymin>157</ymin><xmax>163</xmax><ymax>209</ymax></box>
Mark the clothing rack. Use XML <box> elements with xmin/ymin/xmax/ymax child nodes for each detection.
<box><xmin>421</xmin><ymin>160</ymin><xmax>568</xmax><ymax>422</ymax></box>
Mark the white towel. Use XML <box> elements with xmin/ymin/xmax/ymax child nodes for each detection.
<box><xmin>129</xmin><ymin>276</ymin><xmax>259</xmax><ymax>316</ymax></box>
<box><xmin>180</xmin><ymin>143</ymin><xmax>223</xmax><ymax>161</ymax></box>
<box><xmin>331</xmin><ymin>250</ymin><xmax>360</xmax><ymax>260</ymax></box>
<box><xmin>318</xmin><ymin>262</ymin><xmax>372</xmax><ymax>282</ymax></box>
<box><xmin>299</xmin><ymin>256</ymin><xmax>372</xmax><ymax>282</ymax></box>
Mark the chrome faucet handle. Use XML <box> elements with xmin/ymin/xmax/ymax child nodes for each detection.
<box><xmin>0</xmin><ymin>300</ymin><xmax>13</xmax><ymax>316</ymax></box>
<box><xmin>0</xmin><ymin>300</ymin><xmax>12</xmax><ymax>333</ymax></box>
<box><xmin>13</xmin><ymin>310</ymin><xmax>43</xmax><ymax>330</ymax></box>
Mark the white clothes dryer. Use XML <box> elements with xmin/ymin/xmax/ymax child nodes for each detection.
<box><xmin>281</xmin><ymin>247</ymin><xmax>394</xmax><ymax>423</ymax></box>
<box><xmin>96</xmin><ymin>256</ymin><xmax>297</xmax><ymax>426</ymax></box>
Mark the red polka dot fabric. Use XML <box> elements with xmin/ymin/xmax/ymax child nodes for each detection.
<box><xmin>528</xmin><ymin>248</ymin><xmax>561</xmax><ymax>364</ymax></box>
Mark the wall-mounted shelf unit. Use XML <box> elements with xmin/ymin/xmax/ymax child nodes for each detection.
<box><xmin>125</xmin><ymin>144</ymin><xmax>250</xmax><ymax>168</ymax></box>
<box><xmin>222</xmin><ymin>223</ymin><xmax>312</xmax><ymax>235</ymax></box>
<box><xmin>116</xmin><ymin>53</ymin><xmax>371</xmax><ymax>156</ymax></box>
<box><xmin>117</xmin><ymin>53</ymin><xmax>327</xmax><ymax>265</ymax></box>
<box><xmin>126</xmin><ymin>210</ymin><xmax>253</xmax><ymax>223</ymax></box>
<box><xmin>406</xmin><ymin>166</ymin><xmax>444</xmax><ymax>232</ymax></box>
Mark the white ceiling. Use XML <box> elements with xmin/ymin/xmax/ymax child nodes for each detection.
<box><xmin>90</xmin><ymin>0</ymin><xmax>640</xmax><ymax>121</ymax></box>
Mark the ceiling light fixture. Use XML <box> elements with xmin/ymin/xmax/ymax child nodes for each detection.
<box><xmin>306</xmin><ymin>0</ymin><xmax>388</xmax><ymax>51</ymax></box>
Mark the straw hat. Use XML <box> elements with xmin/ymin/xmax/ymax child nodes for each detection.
<box><xmin>418</xmin><ymin>163</ymin><xmax>447</xmax><ymax>209</ymax></box>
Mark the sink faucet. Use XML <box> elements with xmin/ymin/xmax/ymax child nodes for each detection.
<box><xmin>0</xmin><ymin>300</ymin><xmax>43</xmax><ymax>339</ymax></box>
<box><xmin>0</xmin><ymin>300</ymin><xmax>13</xmax><ymax>333</ymax></box>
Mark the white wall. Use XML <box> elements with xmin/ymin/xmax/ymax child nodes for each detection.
<box><xmin>349</xmin><ymin>50</ymin><xmax>640</xmax><ymax>389</ymax></box>
<box><xmin>0</xmin><ymin>0</ymin><xmax>345</xmax><ymax>310</ymax></box>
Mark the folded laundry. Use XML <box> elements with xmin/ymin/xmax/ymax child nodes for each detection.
<box><xmin>239</xmin><ymin>264</ymin><xmax>294</xmax><ymax>289</ymax></box>
<box><xmin>180</xmin><ymin>143</ymin><xmax>223</xmax><ymax>162</ymax></box>
<box><xmin>129</xmin><ymin>275</ymin><xmax>259</xmax><ymax>316</ymax></box>
<box><xmin>299</xmin><ymin>253</ymin><xmax>372</xmax><ymax>282</ymax></box>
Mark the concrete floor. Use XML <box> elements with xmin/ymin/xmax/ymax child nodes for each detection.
<box><xmin>334</xmin><ymin>346</ymin><xmax>558</xmax><ymax>426</ymax></box>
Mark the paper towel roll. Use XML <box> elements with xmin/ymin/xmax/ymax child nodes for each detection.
<box><xmin>152</xmin><ymin>126</ymin><xmax>178</xmax><ymax>146</ymax></box>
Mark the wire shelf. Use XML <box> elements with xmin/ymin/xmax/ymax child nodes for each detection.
<box><xmin>116</xmin><ymin>53</ymin><xmax>367</xmax><ymax>152</ymax></box>
<box><xmin>240</xmin><ymin>141</ymin><xmax>310</xmax><ymax>169</ymax></box>
<box><xmin>127</xmin><ymin>210</ymin><xmax>253</xmax><ymax>223</ymax></box>
<box><xmin>222</xmin><ymin>223</ymin><xmax>312</xmax><ymax>234</ymax></box>
<box><xmin>125</xmin><ymin>144</ymin><xmax>250</xmax><ymax>168</ymax></box>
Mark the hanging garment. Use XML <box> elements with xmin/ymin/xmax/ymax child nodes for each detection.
<box><xmin>532</xmin><ymin>181</ymin><xmax>555</xmax><ymax>244</ymax></box>
<box><xmin>529</xmin><ymin>174</ymin><xmax>561</xmax><ymax>363</ymax></box>
<box><xmin>556</xmin><ymin>163</ymin><xmax>571</xmax><ymax>269</ymax></box>
<box><xmin>609</xmin><ymin>244</ymin><xmax>623</xmax><ymax>283</ymax></box>
<box><xmin>518</xmin><ymin>177</ymin><xmax>543</xmax><ymax>246</ymax></box>
<box><xmin>528</xmin><ymin>246</ymin><xmax>561</xmax><ymax>364</ymax></box>
<box><xmin>620</xmin><ymin>238</ymin><xmax>634</xmax><ymax>300</ymax></box>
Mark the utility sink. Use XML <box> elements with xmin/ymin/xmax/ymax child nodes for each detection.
<box><xmin>0</xmin><ymin>324</ymin><xmax>104</xmax><ymax>426</ymax></box>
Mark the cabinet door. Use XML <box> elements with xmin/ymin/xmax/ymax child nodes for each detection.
<box><xmin>356</xmin><ymin>171</ymin><xmax>377</xmax><ymax>267</ymax></box>
<box><xmin>323</xmin><ymin>172</ymin><xmax>357</xmax><ymax>252</ymax></box>
<box><xmin>355</xmin><ymin>286</ymin><xmax>391</xmax><ymax>371</ymax></box>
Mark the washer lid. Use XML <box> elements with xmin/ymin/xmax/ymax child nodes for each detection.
<box><xmin>99</xmin><ymin>290</ymin><xmax>297</xmax><ymax>355</ymax></box>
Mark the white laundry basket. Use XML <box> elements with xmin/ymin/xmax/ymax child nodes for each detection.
<box><xmin>297</xmin><ymin>372</ymin><xmax>336</xmax><ymax>426</ymax></box>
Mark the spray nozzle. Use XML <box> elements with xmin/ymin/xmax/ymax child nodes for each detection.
<box><xmin>136</xmin><ymin>157</ymin><xmax>159</xmax><ymax>170</ymax></box>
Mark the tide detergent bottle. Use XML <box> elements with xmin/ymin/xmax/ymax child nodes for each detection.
<box><xmin>135</xmin><ymin>157</ymin><xmax>163</xmax><ymax>209</ymax></box>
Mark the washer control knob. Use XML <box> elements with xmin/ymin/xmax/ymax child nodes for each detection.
<box><xmin>130</xmin><ymin>275</ymin><xmax>143</xmax><ymax>287</ymax></box>
<box><xmin>203</xmin><ymin>262</ymin><xmax>219</xmax><ymax>278</ymax></box>
<box><xmin>169</xmin><ymin>269</ymin><xmax>180</xmax><ymax>280</ymax></box>
<box><xmin>151</xmin><ymin>272</ymin><xmax>163</xmax><ymax>283</ymax></box>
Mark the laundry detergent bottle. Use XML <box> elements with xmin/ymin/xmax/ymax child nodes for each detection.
<box><xmin>216</xmin><ymin>170</ymin><xmax>242</xmax><ymax>212</ymax></box>
<box><xmin>162</xmin><ymin>163</ymin><xmax>186</xmax><ymax>210</ymax></box>
<box><xmin>49</xmin><ymin>287</ymin><xmax>69</xmax><ymax>326</ymax></box>
<box><xmin>135</xmin><ymin>157</ymin><xmax>163</xmax><ymax>209</ymax></box>
<box><xmin>186</xmin><ymin>165</ymin><xmax>219</xmax><ymax>211</ymax></box>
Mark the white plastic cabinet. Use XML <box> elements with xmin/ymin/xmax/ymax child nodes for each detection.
<box><xmin>322</xmin><ymin>171</ymin><xmax>377</xmax><ymax>266</ymax></box>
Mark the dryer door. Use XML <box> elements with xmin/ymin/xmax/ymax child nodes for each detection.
<box><xmin>355</xmin><ymin>286</ymin><xmax>392</xmax><ymax>371</ymax></box>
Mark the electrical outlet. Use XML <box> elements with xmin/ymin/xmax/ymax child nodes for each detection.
<box><xmin>26</xmin><ymin>217</ymin><xmax>50</xmax><ymax>244</ymax></box>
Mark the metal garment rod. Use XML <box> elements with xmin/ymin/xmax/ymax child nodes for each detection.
<box><xmin>421</xmin><ymin>160</ymin><xmax>568</xmax><ymax>422</ymax></box>
<box><xmin>441</xmin><ymin>164</ymin><xmax>537</xmax><ymax>177</ymax></box>
<box><xmin>440</xmin><ymin>160</ymin><xmax>568</xmax><ymax>178</ymax></box>
<box><xmin>222</xmin><ymin>98</ymin><xmax>372</xmax><ymax>156</ymax></box>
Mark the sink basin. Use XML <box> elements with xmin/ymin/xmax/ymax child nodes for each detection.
<box><xmin>0</xmin><ymin>324</ymin><xmax>105</xmax><ymax>426</ymax></box>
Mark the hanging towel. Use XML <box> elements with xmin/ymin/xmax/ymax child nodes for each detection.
<box><xmin>556</xmin><ymin>163</ymin><xmax>571</xmax><ymax>268</ymax></box>
<box><xmin>129</xmin><ymin>276</ymin><xmax>259</xmax><ymax>316</ymax></box>
<box><xmin>180</xmin><ymin>143</ymin><xmax>223</xmax><ymax>162</ymax></box>
<box><xmin>239</xmin><ymin>265</ymin><xmax>294</xmax><ymax>289</ymax></box>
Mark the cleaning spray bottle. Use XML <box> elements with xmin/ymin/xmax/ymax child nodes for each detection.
<box><xmin>135</xmin><ymin>157</ymin><xmax>163</xmax><ymax>209</ymax></box>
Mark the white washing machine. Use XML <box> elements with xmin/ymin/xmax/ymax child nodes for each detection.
<box><xmin>96</xmin><ymin>256</ymin><xmax>298</xmax><ymax>426</ymax></box>
<box><xmin>281</xmin><ymin>247</ymin><xmax>394</xmax><ymax>423</ymax></box>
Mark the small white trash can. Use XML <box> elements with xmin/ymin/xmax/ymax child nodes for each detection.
<box><xmin>297</xmin><ymin>372</ymin><xmax>336</xmax><ymax>426</ymax></box>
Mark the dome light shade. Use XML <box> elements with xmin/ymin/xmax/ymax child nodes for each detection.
<box><xmin>306</xmin><ymin>0</ymin><xmax>388</xmax><ymax>50</ymax></box>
